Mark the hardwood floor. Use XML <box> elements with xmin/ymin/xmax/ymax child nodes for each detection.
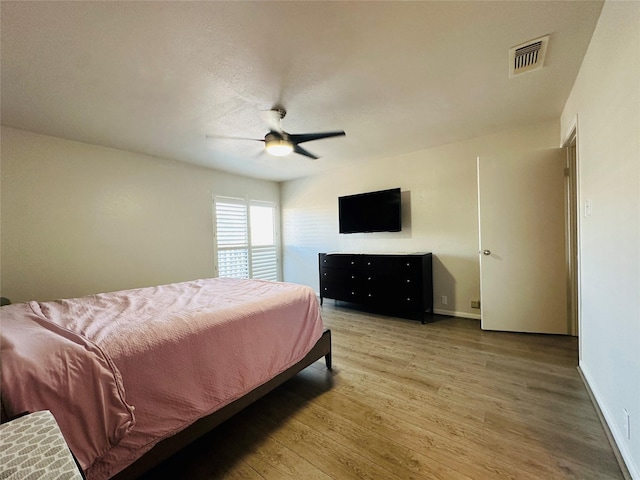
<box><xmin>140</xmin><ymin>304</ymin><xmax>623</xmax><ymax>479</ymax></box>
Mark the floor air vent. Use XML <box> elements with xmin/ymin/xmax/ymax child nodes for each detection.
<box><xmin>509</xmin><ymin>35</ymin><xmax>549</xmax><ymax>77</ymax></box>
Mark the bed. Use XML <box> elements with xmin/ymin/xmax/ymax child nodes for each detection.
<box><xmin>0</xmin><ymin>277</ymin><xmax>331</xmax><ymax>480</ymax></box>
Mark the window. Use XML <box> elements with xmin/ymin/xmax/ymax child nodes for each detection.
<box><xmin>213</xmin><ymin>196</ymin><xmax>279</xmax><ymax>281</ymax></box>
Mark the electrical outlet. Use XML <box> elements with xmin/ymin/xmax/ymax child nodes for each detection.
<box><xmin>440</xmin><ymin>295</ymin><xmax>448</xmax><ymax>305</ymax></box>
<box><xmin>624</xmin><ymin>409</ymin><xmax>630</xmax><ymax>439</ymax></box>
<box><xmin>471</xmin><ymin>300</ymin><xmax>481</xmax><ymax>309</ymax></box>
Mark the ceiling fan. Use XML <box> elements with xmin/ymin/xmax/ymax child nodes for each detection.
<box><xmin>208</xmin><ymin>107</ymin><xmax>345</xmax><ymax>160</ymax></box>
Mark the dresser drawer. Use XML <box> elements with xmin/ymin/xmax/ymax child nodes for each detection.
<box><xmin>320</xmin><ymin>267</ymin><xmax>362</xmax><ymax>284</ymax></box>
<box><xmin>360</xmin><ymin>255</ymin><xmax>423</xmax><ymax>274</ymax></box>
<box><xmin>320</xmin><ymin>254</ymin><xmax>360</xmax><ymax>268</ymax></box>
<box><xmin>360</xmin><ymin>271</ymin><xmax>421</xmax><ymax>287</ymax></box>
<box><xmin>364</xmin><ymin>280</ymin><xmax>421</xmax><ymax>298</ymax></box>
<box><xmin>321</xmin><ymin>282</ymin><xmax>364</xmax><ymax>302</ymax></box>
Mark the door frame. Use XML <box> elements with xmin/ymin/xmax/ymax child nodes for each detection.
<box><xmin>562</xmin><ymin>116</ymin><xmax>581</xmax><ymax>350</ymax></box>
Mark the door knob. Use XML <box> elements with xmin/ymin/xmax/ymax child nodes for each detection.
<box><xmin>483</xmin><ymin>250</ymin><xmax>491</xmax><ymax>256</ymax></box>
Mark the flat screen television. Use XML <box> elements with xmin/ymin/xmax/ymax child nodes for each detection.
<box><xmin>339</xmin><ymin>187</ymin><xmax>401</xmax><ymax>234</ymax></box>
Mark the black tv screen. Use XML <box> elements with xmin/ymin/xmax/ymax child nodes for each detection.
<box><xmin>339</xmin><ymin>188</ymin><xmax>401</xmax><ymax>234</ymax></box>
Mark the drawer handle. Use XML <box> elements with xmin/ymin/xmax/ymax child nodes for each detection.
<box><xmin>406</xmin><ymin>279</ymin><xmax>411</xmax><ymax>283</ymax></box>
<box><xmin>351</xmin><ymin>275</ymin><xmax>355</xmax><ymax>279</ymax></box>
<box><xmin>351</xmin><ymin>291</ymin><xmax>356</xmax><ymax>295</ymax></box>
<box><xmin>368</xmin><ymin>293</ymin><xmax>372</xmax><ymax>297</ymax></box>
<box><xmin>351</xmin><ymin>261</ymin><xmax>355</xmax><ymax>265</ymax></box>
<box><xmin>367</xmin><ymin>277</ymin><xmax>372</xmax><ymax>281</ymax></box>
<box><xmin>367</xmin><ymin>262</ymin><xmax>371</xmax><ymax>266</ymax></box>
<box><xmin>406</xmin><ymin>297</ymin><xmax>411</xmax><ymax>301</ymax></box>
<box><xmin>406</xmin><ymin>263</ymin><xmax>410</xmax><ymax>266</ymax></box>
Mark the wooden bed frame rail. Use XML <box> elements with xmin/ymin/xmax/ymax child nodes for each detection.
<box><xmin>111</xmin><ymin>328</ymin><xmax>332</xmax><ymax>479</ymax></box>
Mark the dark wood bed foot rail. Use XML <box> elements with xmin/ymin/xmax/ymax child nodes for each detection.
<box><xmin>110</xmin><ymin>328</ymin><xmax>332</xmax><ymax>480</ymax></box>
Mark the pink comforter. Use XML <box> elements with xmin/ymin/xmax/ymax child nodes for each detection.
<box><xmin>1</xmin><ymin>278</ymin><xmax>324</xmax><ymax>480</ymax></box>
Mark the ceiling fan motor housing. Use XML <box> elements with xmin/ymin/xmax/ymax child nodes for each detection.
<box><xmin>265</xmin><ymin>131</ymin><xmax>287</xmax><ymax>142</ymax></box>
<box><xmin>265</xmin><ymin>131</ymin><xmax>293</xmax><ymax>156</ymax></box>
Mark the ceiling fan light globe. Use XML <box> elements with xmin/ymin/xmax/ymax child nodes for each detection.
<box><xmin>265</xmin><ymin>139</ymin><xmax>293</xmax><ymax>156</ymax></box>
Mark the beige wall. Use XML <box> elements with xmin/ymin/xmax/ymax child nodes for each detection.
<box><xmin>281</xmin><ymin>119</ymin><xmax>559</xmax><ymax>318</ymax></box>
<box><xmin>561</xmin><ymin>1</ymin><xmax>640</xmax><ymax>476</ymax></box>
<box><xmin>0</xmin><ymin>127</ymin><xmax>279</xmax><ymax>302</ymax></box>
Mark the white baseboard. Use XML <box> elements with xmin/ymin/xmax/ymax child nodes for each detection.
<box><xmin>579</xmin><ymin>363</ymin><xmax>638</xmax><ymax>480</ymax></box>
<box><xmin>433</xmin><ymin>308</ymin><xmax>481</xmax><ymax>320</ymax></box>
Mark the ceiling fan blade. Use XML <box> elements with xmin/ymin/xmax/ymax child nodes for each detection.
<box><xmin>293</xmin><ymin>144</ymin><xmax>319</xmax><ymax>160</ymax></box>
<box><xmin>206</xmin><ymin>134</ymin><xmax>264</xmax><ymax>142</ymax></box>
<box><xmin>289</xmin><ymin>131</ymin><xmax>346</xmax><ymax>144</ymax></box>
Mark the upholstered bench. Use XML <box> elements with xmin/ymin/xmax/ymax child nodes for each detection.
<box><xmin>0</xmin><ymin>410</ymin><xmax>84</xmax><ymax>479</ymax></box>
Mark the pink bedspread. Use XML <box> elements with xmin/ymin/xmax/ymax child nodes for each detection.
<box><xmin>1</xmin><ymin>278</ymin><xmax>324</xmax><ymax>480</ymax></box>
<box><xmin>1</xmin><ymin>305</ymin><xmax>135</xmax><ymax>467</ymax></box>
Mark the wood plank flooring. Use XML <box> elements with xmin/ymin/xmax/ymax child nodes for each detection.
<box><xmin>140</xmin><ymin>304</ymin><xmax>623</xmax><ymax>479</ymax></box>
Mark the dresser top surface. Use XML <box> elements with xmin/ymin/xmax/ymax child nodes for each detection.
<box><xmin>322</xmin><ymin>252</ymin><xmax>430</xmax><ymax>256</ymax></box>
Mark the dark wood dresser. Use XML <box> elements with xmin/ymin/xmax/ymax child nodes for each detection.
<box><xmin>318</xmin><ymin>252</ymin><xmax>433</xmax><ymax>323</ymax></box>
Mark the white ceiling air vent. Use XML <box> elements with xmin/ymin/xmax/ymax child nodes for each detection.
<box><xmin>509</xmin><ymin>35</ymin><xmax>549</xmax><ymax>77</ymax></box>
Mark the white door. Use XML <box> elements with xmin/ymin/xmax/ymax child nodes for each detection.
<box><xmin>478</xmin><ymin>149</ymin><xmax>568</xmax><ymax>334</ymax></box>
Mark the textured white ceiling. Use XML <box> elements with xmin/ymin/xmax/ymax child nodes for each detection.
<box><xmin>1</xmin><ymin>1</ymin><xmax>603</xmax><ymax>182</ymax></box>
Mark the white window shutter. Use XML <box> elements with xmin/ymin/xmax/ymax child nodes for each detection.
<box><xmin>251</xmin><ymin>246</ymin><xmax>278</xmax><ymax>281</ymax></box>
<box><xmin>214</xmin><ymin>200</ymin><xmax>249</xmax><ymax>279</ymax></box>
<box><xmin>214</xmin><ymin>197</ymin><xmax>279</xmax><ymax>281</ymax></box>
